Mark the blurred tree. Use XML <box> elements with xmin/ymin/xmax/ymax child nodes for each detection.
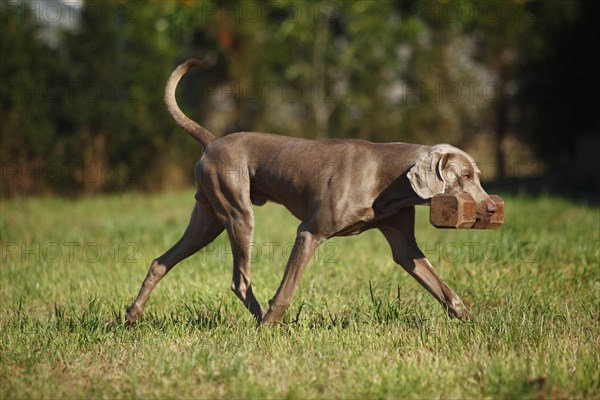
<box><xmin>267</xmin><ymin>1</ymin><xmax>405</xmax><ymax>140</ymax></box>
<box><xmin>2</xmin><ymin>0</ymin><xmax>598</xmax><ymax>196</ymax></box>
<box><xmin>517</xmin><ymin>0</ymin><xmax>600</xmax><ymax>167</ymax></box>
<box><xmin>0</xmin><ymin>2</ymin><xmax>65</xmax><ymax>195</ymax></box>
<box><xmin>60</xmin><ymin>1</ymin><xmax>124</xmax><ymax>193</ymax></box>
<box><xmin>334</xmin><ymin>1</ymin><xmax>403</xmax><ymax>142</ymax></box>
<box><xmin>60</xmin><ymin>0</ymin><xmax>195</xmax><ymax>192</ymax></box>
<box><xmin>465</xmin><ymin>0</ymin><xmax>532</xmax><ymax>179</ymax></box>
<box><xmin>396</xmin><ymin>0</ymin><xmax>467</xmax><ymax>145</ymax></box>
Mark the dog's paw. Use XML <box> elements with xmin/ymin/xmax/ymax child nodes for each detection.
<box><xmin>125</xmin><ymin>304</ymin><xmax>142</xmax><ymax>326</ymax></box>
<box><xmin>447</xmin><ymin>299</ymin><xmax>470</xmax><ymax>321</ymax></box>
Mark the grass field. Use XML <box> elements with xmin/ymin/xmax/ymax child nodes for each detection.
<box><xmin>1</xmin><ymin>190</ymin><xmax>598</xmax><ymax>398</ymax></box>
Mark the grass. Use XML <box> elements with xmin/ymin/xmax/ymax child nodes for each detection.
<box><xmin>1</xmin><ymin>190</ymin><xmax>599</xmax><ymax>398</ymax></box>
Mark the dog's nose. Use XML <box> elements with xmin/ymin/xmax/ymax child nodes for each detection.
<box><xmin>486</xmin><ymin>202</ymin><xmax>497</xmax><ymax>215</ymax></box>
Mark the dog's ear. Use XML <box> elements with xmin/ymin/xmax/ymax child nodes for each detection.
<box><xmin>407</xmin><ymin>149</ymin><xmax>450</xmax><ymax>199</ymax></box>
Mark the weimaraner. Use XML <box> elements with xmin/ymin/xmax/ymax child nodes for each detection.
<box><xmin>126</xmin><ymin>59</ymin><xmax>498</xmax><ymax>326</ymax></box>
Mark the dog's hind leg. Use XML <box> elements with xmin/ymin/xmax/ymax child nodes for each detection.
<box><xmin>260</xmin><ymin>226</ymin><xmax>323</xmax><ymax>326</ymax></box>
<box><xmin>126</xmin><ymin>200</ymin><xmax>224</xmax><ymax>325</ymax></box>
<box><xmin>199</xmin><ymin>170</ymin><xmax>266</xmax><ymax>323</ymax></box>
<box><xmin>225</xmin><ymin>208</ymin><xmax>266</xmax><ymax>323</ymax></box>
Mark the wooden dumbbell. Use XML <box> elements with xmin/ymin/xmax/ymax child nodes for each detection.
<box><xmin>472</xmin><ymin>195</ymin><xmax>504</xmax><ymax>229</ymax></box>
<box><xmin>429</xmin><ymin>194</ymin><xmax>504</xmax><ymax>229</ymax></box>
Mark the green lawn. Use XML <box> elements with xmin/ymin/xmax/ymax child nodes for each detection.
<box><xmin>1</xmin><ymin>190</ymin><xmax>598</xmax><ymax>398</ymax></box>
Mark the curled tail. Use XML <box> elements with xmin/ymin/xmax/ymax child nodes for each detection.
<box><xmin>164</xmin><ymin>58</ymin><xmax>216</xmax><ymax>147</ymax></box>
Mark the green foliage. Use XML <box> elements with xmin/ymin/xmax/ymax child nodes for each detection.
<box><xmin>1</xmin><ymin>1</ymin><xmax>202</xmax><ymax>194</ymax></box>
<box><xmin>1</xmin><ymin>191</ymin><xmax>598</xmax><ymax>397</ymax></box>
<box><xmin>0</xmin><ymin>2</ymin><xmax>65</xmax><ymax>191</ymax></box>
<box><xmin>1</xmin><ymin>0</ymin><xmax>598</xmax><ymax>195</ymax></box>
<box><xmin>517</xmin><ymin>0</ymin><xmax>600</xmax><ymax>165</ymax></box>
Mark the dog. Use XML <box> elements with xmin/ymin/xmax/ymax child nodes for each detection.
<box><xmin>126</xmin><ymin>59</ymin><xmax>498</xmax><ymax>326</ymax></box>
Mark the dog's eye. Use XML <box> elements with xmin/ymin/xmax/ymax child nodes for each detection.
<box><xmin>463</xmin><ymin>174</ymin><xmax>471</xmax><ymax>180</ymax></box>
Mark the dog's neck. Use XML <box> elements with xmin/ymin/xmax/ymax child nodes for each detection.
<box><xmin>372</xmin><ymin>174</ymin><xmax>427</xmax><ymax>219</ymax></box>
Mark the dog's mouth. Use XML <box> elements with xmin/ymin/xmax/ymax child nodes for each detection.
<box><xmin>476</xmin><ymin>209</ymin><xmax>493</xmax><ymax>222</ymax></box>
<box><xmin>477</xmin><ymin>201</ymin><xmax>497</xmax><ymax>220</ymax></box>
<box><xmin>473</xmin><ymin>212</ymin><xmax>493</xmax><ymax>229</ymax></box>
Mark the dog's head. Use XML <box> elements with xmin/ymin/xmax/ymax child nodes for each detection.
<box><xmin>407</xmin><ymin>144</ymin><xmax>497</xmax><ymax>219</ymax></box>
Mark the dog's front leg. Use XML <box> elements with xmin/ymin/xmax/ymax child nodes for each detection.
<box><xmin>260</xmin><ymin>228</ymin><xmax>322</xmax><ymax>326</ymax></box>
<box><xmin>400</xmin><ymin>255</ymin><xmax>469</xmax><ymax>319</ymax></box>
<box><xmin>379</xmin><ymin>208</ymin><xmax>469</xmax><ymax>319</ymax></box>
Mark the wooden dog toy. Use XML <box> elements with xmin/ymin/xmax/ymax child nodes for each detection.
<box><xmin>429</xmin><ymin>194</ymin><xmax>504</xmax><ymax>229</ymax></box>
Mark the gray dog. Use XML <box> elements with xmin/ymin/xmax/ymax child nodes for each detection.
<box><xmin>126</xmin><ymin>59</ymin><xmax>498</xmax><ymax>326</ymax></box>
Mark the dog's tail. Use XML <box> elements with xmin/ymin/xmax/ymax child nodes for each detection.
<box><xmin>164</xmin><ymin>58</ymin><xmax>216</xmax><ymax>147</ymax></box>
